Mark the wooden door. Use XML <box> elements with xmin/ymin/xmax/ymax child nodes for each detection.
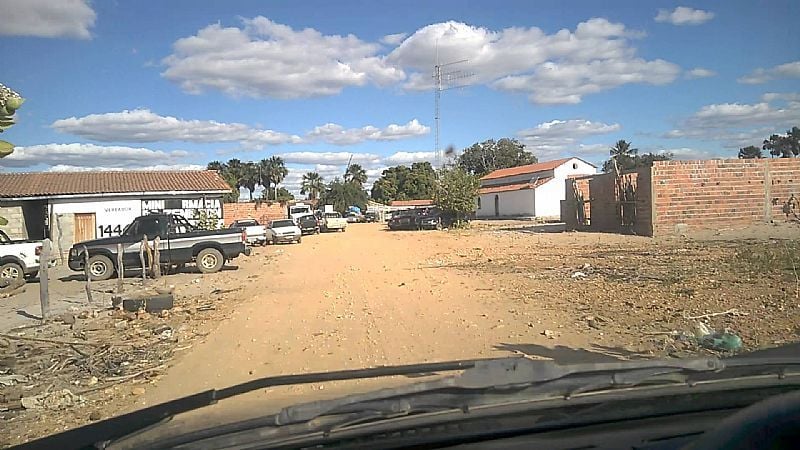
<box><xmin>74</xmin><ymin>213</ymin><xmax>96</xmax><ymax>243</ymax></box>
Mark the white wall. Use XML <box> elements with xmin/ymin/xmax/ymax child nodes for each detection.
<box><xmin>533</xmin><ymin>158</ymin><xmax>596</xmax><ymax>218</ymax></box>
<box><xmin>51</xmin><ymin>198</ymin><xmax>142</xmax><ymax>239</ymax></box>
<box><xmin>552</xmin><ymin>158</ymin><xmax>597</xmax><ymax>179</ymax></box>
<box><xmin>476</xmin><ymin>189</ymin><xmax>535</xmax><ymax>217</ymax></box>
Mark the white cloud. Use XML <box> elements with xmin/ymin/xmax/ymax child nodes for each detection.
<box><xmin>52</xmin><ymin>109</ymin><xmax>302</xmax><ymax>147</ymax></box>
<box><xmin>389</xmin><ymin>18</ymin><xmax>679</xmax><ymax>104</ymax></box>
<box><xmin>307</xmin><ymin>119</ymin><xmax>429</xmax><ymax>145</ymax></box>
<box><xmin>384</xmin><ymin>151</ymin><xmax>436</xmax><ymax>165</ymax></box>
<box><xmin>47</xmin><ymin>164</ymin><xmax>205</xmax><ymax>172</ymax></box>
<box><xmin>162</xmin><ymin>16</ymin><xmax>680</xmax><ymax>105</ymax></box>
<box><xmin>277</xmin><ymin>151</ymin><xmax>382</xmax><ymax>165</ymax></box>
<box><xmin>762</xmin><ymin>92</ymin><xmax>800</xmax><ymax>102</ymax></box>
<box><xmin>381</xmin><ymin>32</ymin><xmax>407</xmax><ymax>45</ymax></box>
<box><xmin>664</xmin><ymin>95</ymin><xmax>800</xmax><ymax>148</ymax></box>
<box><xmin>653</xmin><ymin>147</ymin><xmax>717</xmax><ymax>160</ymax></box>
<box><xmin>655</xmin><ymin>7</ymin><xmax>715</xmax><ymax>26</ymax></box>
<box><xmin>0</xmin><ymin>0</ymin><xmax>95</xmax><ymax>39</ymax></box>
<box><xmin>162</xmin><ymin>16</ymin><xmax>405</xmax><ymax>99</ymax></box>
<box><xmin>686</xmin><ymin>67</ymin><xmax>716</xmax><ymax>79</ymax></box>
<box><xmin>738</xmin><ymin>61</ymin><xmax>800</xmax><ymax>84</ymax></box>
<box><xmin>517</xmin><ymin>119</ymin><xmax>620</xmax><ymax>159</ymax></box>
<box><xmin>0</xmin><ymin>143</ymin><xmax>192</xmax><ymax>170</ymax></box>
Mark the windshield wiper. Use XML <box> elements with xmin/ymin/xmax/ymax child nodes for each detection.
<box><xmin>15</xmin><ymin>355</ymin><xmax>800</xmax><ymax>450</ymax></box>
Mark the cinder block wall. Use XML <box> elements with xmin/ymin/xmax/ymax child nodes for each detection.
<box><xmin>222</xmin><ymin>202</ymin><xmax>288</xmax><ymax>226</ymax></box>
<box><xmin>0</xmin><ymin>204</ymin><xmax>27</xmax><ymax>239</ymax></box>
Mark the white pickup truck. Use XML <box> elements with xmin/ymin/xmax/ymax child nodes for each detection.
<box><xmin>321</xmin><ymin>212</ymin><xmax>348</xmax><ymax>232</ymax></box>
<box><xmin>0</xmin><ymin>229</ymin><xmax>43</xmax><ymax>285</ymax></box>
<box><xmin>229</xmin><ymin>219</ymin><xmax>268</xmax><ymax>246</ymax></box>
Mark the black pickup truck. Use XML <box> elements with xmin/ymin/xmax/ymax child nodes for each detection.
<box><xmin>68</xmin><ymin>214</ymin><xmax>250</xmax><ymax>281</ymax></box>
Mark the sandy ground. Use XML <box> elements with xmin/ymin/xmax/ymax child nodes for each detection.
<box><xmin>2</xmin><ymin>221</ymin><xmax>799</xmax><ymax>445</ymax></box>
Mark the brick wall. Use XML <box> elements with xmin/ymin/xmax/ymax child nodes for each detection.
<box><xmin>650</xmin><ymin>159</ymin><xmax>800</xmax><ymax>234</ymax></box>
<box><xmin>222</xmin><ymin>201</ymin><xmax>287</xmax><ymax>226</ymax></box>
<box><xmin>562</xmin><ymin>168</ymin><xmax>651</xmax><ymax>235</ymax></box>
<box><xmin>0</xmin><ymin>204</ymin><xmax>27</xmax><ymax>239</ymax></box>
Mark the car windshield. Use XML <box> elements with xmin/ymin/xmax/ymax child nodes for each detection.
<box><xmin>271</xmin><ymin>220</ymin><xmax>296</xmax><ymax>228</ymax></box>
<box><xmin>3</xmin><ymin>1</ymin><xmax>799</xmax><ymax>447</ymax></box>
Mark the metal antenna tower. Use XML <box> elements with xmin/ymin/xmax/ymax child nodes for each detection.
<box><xmin>434</xmin><ymin>57</ymin><xmax>473</xmax><ymax>167</ymax></box>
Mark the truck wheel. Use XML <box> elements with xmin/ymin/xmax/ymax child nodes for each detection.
<box><xmin>87</xmin><ymin>255</ymin><xmax>114</xmax><ymax>281</ymax></box>
<box><xmin>0</xmin><ymin>262</ymin><xmax>23</xmax><ymax>283</ymax></box>
<box><xmin>197</xmin><ymin>248</ymin><xmax>224</xmax><ymax>274</ymax></box>
<box><xmin>296</xmin><ymin>236</ymin><xmax>302</xmax><ymax>244</ymax></box>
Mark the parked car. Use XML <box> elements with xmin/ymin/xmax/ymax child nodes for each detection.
<box><xmin>387</xmin><ymin>208</ymin><xmax>449</xmax><ymax>231</ymax></box>
<box><xmin>229</xmin><ymin>218</ymin><xmax>268</xmax><ymax>246</ymax></box>
<box><xmin>364</xmin><ymin>212</ymin><xmax>379</xmax><ymax>223</ymax></box>
<box><xmin>68</xmin><ymin>214</ymin><xmax>250</xmax><ymax>281</ymax></box>
<box><xmin>0</xmin><ymin>229</ymin><xmax>44</xmax><ymax>286</ymax></box>
<box><xmin>344</xmin><ymin>212</ymin><xmax>365</xmax><ymax>223</ymax></box>
<box><xmin>296</xmin><ymin>214</ymin><xmax>319</xmax><ymax>235</ymax></box>
<box><xmin>266</xmin><ymin>219</ymin><xmax>302</xmax><ymax>244</ymax></box>
<box><xmin>321</xmin><ymin>212</ymin><xmax>347</xmax><ymax>232</ymax></box>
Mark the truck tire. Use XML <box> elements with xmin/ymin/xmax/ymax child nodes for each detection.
<box><xmin>296</xmin><ymin>236</ymin><xmax>302</xmax><ymax>244</ymax></box>
<box><xmin>0</xmin><ymin>262</ymin><xmax>23</xmax><ymax>283</ymax></box>
<box><xmin>87</xmin><ymin>254</ymin><xmax>114</xmax><ymax>281</ymax></box>
<box><xmin>196</xmin><ymin>248</ymin><xmax>224</xmax><ymax>274</ymax></box>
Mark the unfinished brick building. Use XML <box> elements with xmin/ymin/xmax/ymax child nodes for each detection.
<box><xmin>562</xmin><ymin>159</ymin><xmax>800</xmax><ymax>236</ymax></box>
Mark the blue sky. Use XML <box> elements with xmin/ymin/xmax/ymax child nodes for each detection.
<box><xmin>1</xmin><ymin>0</ymin><xmax>799</xmax><ymax>195</ymax></box>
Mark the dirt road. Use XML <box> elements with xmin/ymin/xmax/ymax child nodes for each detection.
<box><xmin>138</xmin><ymin>224</ymin><xmax>594</xmax><ymax>418</ymax></box>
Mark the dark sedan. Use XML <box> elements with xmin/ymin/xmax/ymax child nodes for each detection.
<box><xmin>387</xmin><ymin>208</ymin><xmax>446</xmax><ymax>230</ymax></box>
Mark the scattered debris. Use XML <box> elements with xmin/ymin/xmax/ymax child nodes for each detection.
<box><xmin>21</xmin><ymin>389</ymin><xmax>84</xmax><ymax>410</ymax></box>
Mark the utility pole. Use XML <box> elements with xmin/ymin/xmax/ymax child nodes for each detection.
<box><xmin>433</xmin><ymin>58</ymin><xmax>473</xmax><ymax>168</ymax></box>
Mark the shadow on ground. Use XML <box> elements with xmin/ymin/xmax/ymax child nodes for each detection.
<box><xmin>496</xmin><ymin>223</ymin><xmax>567</xmax><ymax>234</ymax></box>
<box><xmin>494</xmin><ymin>342</ymin><xmax>651</xmax><ymax>363</ymax></box>
<box><xmin>57</xmin><ymin>265</ymin><xmax>239</xmax><ymax>282</ymax></box>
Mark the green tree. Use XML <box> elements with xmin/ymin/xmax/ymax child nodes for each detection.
<box><xmin>319</xmin><ymin>178</ymin><xmax>368</xmax><ymax>213</ymax></box>
<box><xmin>370</xmin><ymin>162</ymin><xmax>437</xmax><ymax>204</ymax></box>
<box><xmin>259</xmin><ymin>156</ymin><xmax>289</xmax><ymax>200</ymax></box>
<box><xmin>206</xmin><ymin>160</ymin><xmax>241</xmax><ymax>203</ymax></box>
<box><xmin>240</xmin><ymin>162</ymin><xmax>260</xmax><ymax>201</ymax></box>
<box><xmin>600</xmin><ymin>140</ymin><xmax>671</xmax><ymax>173</ymax></box>
<box><xmin>457</xmin><ymin>138</ymin><xmax>536</xmax><ymax>177</ymax></box>
<box><xmin>435</xmin><ymin>167</ymin><xmax>479</xmax><ymax>223</ymax></box>
<box><xmin>300</xmin><ymin>172</ymin><xmax>325</xmax><ymax>200</ymax></box>
<box><xmin>263</xmin><ymin>187</ymin><xmax>295</xmax><ymax>202</ymax></box>
<box><xmin>344</xmin><ymin>163</ymin><xmax>368</xmax><ymax>186</ymax></box>
<box><xmin>738</xmin><ymin>145</ymin><xmax>763</xmax><ymax>159</ymax></box>
<box><xmin>763</xmin><ymin>127</ymin><xmax>800</xmax><ymax>158</ymax></box>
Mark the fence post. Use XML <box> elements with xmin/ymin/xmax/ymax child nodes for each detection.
<box><xmin>83</xmin><ymin>245</ymin><xmax>93</xmax><ymax>304</ymax></box>
<box><xmin>152</xmin><ymin>236</ymin><xmax>161</xmax><ymax>279</ymax></box>
<box><xmin>39</xmin><ymin>239</ymin><xmax>51</xmax><ymax>321</ymax></box>
<box><xmin>139</xmin><ymin>234</ymin><xmax>148</xmax><ymax>285</ymax></box>
<box><xmin>116</xmin><ymin>243</ymin><xmax>124</xmax><ymax>294</ymax></box>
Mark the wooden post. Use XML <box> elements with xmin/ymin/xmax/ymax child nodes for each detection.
<box><xmin>39</xmin><ymin>239</ymin><xmax>51</xmax><ymax>321</ymax></box>
<box><xmin>83</xmin><ymin>245</ymin><xmax>93</xmax><ymax>304</ymax></box>
<box><xmin>152</xmin><ymin>236</ymin><xmax>161</xmax><ymax>279</ymax></box>
<box><xmin>139</xmin><ymin>234</ymin><xmax>148</xmax><ymax>285</ymax></box>
<box><xmin>116</xmin><ymin>243</ymin><xmax>124</xmax><ymax>294</ymax></box>
<box><xmin>55</xmin><ymin>214</ymin><xmax>65</xmax><ymax>264</ymax></box>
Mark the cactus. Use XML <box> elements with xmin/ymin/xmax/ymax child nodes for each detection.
<box><xmin>0</xmin><ymin>82</ymin><xmax>25</xmax><ymax>157</ymax></box>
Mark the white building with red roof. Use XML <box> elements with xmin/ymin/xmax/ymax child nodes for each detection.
<box><xmin>476</xmin><ymin>158</ymin><xmax>596</xmax><ymax>219</ymax></box>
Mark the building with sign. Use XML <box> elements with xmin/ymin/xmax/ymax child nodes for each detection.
<box><xmin>0</xmin><ymin>171</ymin><xmax>231</xmax><ymax>257</ymax></box>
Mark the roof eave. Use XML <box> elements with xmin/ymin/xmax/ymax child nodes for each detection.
<box><xmin>0</xmin><ymin>189</ymin><xmax>230</xmax><ymax>202</ymax></box>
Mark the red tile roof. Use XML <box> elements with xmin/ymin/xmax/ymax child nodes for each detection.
<box><xmin>480</xmin><ymin>158</ymin><xmax>574</xmax><ymax>181</ymax></box>
<box><xmin>478</xmin><ymin>177</ymin><xmax>553</xmax><ymax>194</ymax></box>
<box><xmin>389</xmin><ymin>199</ymin><xmax>434</xmax><ymax>207</ymax></box>
<box><xmin>0</xmin><ymin>170</ymin><xmax>231</xmax><ymax>199</ymax></box>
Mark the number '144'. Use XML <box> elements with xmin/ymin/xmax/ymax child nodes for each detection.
<box><xmin>98</xmin><ymin>224</ymin><xmax>122</xmax><ymax>236</ymax></box>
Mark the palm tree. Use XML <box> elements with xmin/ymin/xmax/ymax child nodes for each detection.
<box><xmin>609</xmin><ymin>140</ymin><xmax>637</xmax><ymax>158</ymax></box>
<box><xmin>259</xmin><ymin>156</ymin><xmax>289</xmax><ymax>200</ymax></box>
<box><xmin>301</xmin><ymin>172</ymin><xmax>325</xmax><ymax>200</ymax></box>
<box><xmin>344</xmin><ymin>163</ymin><xmax>368</xmax><ymax>186</ymax></box>
<box><xmin>240</xmin><ymin>162</ymin><xmax>260</xmax><ymax>201</ymax></box>
<box><xmin>607</xmin><ymin>140</ymin><xmax>638</xmax><ymax>173</ymax></box>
